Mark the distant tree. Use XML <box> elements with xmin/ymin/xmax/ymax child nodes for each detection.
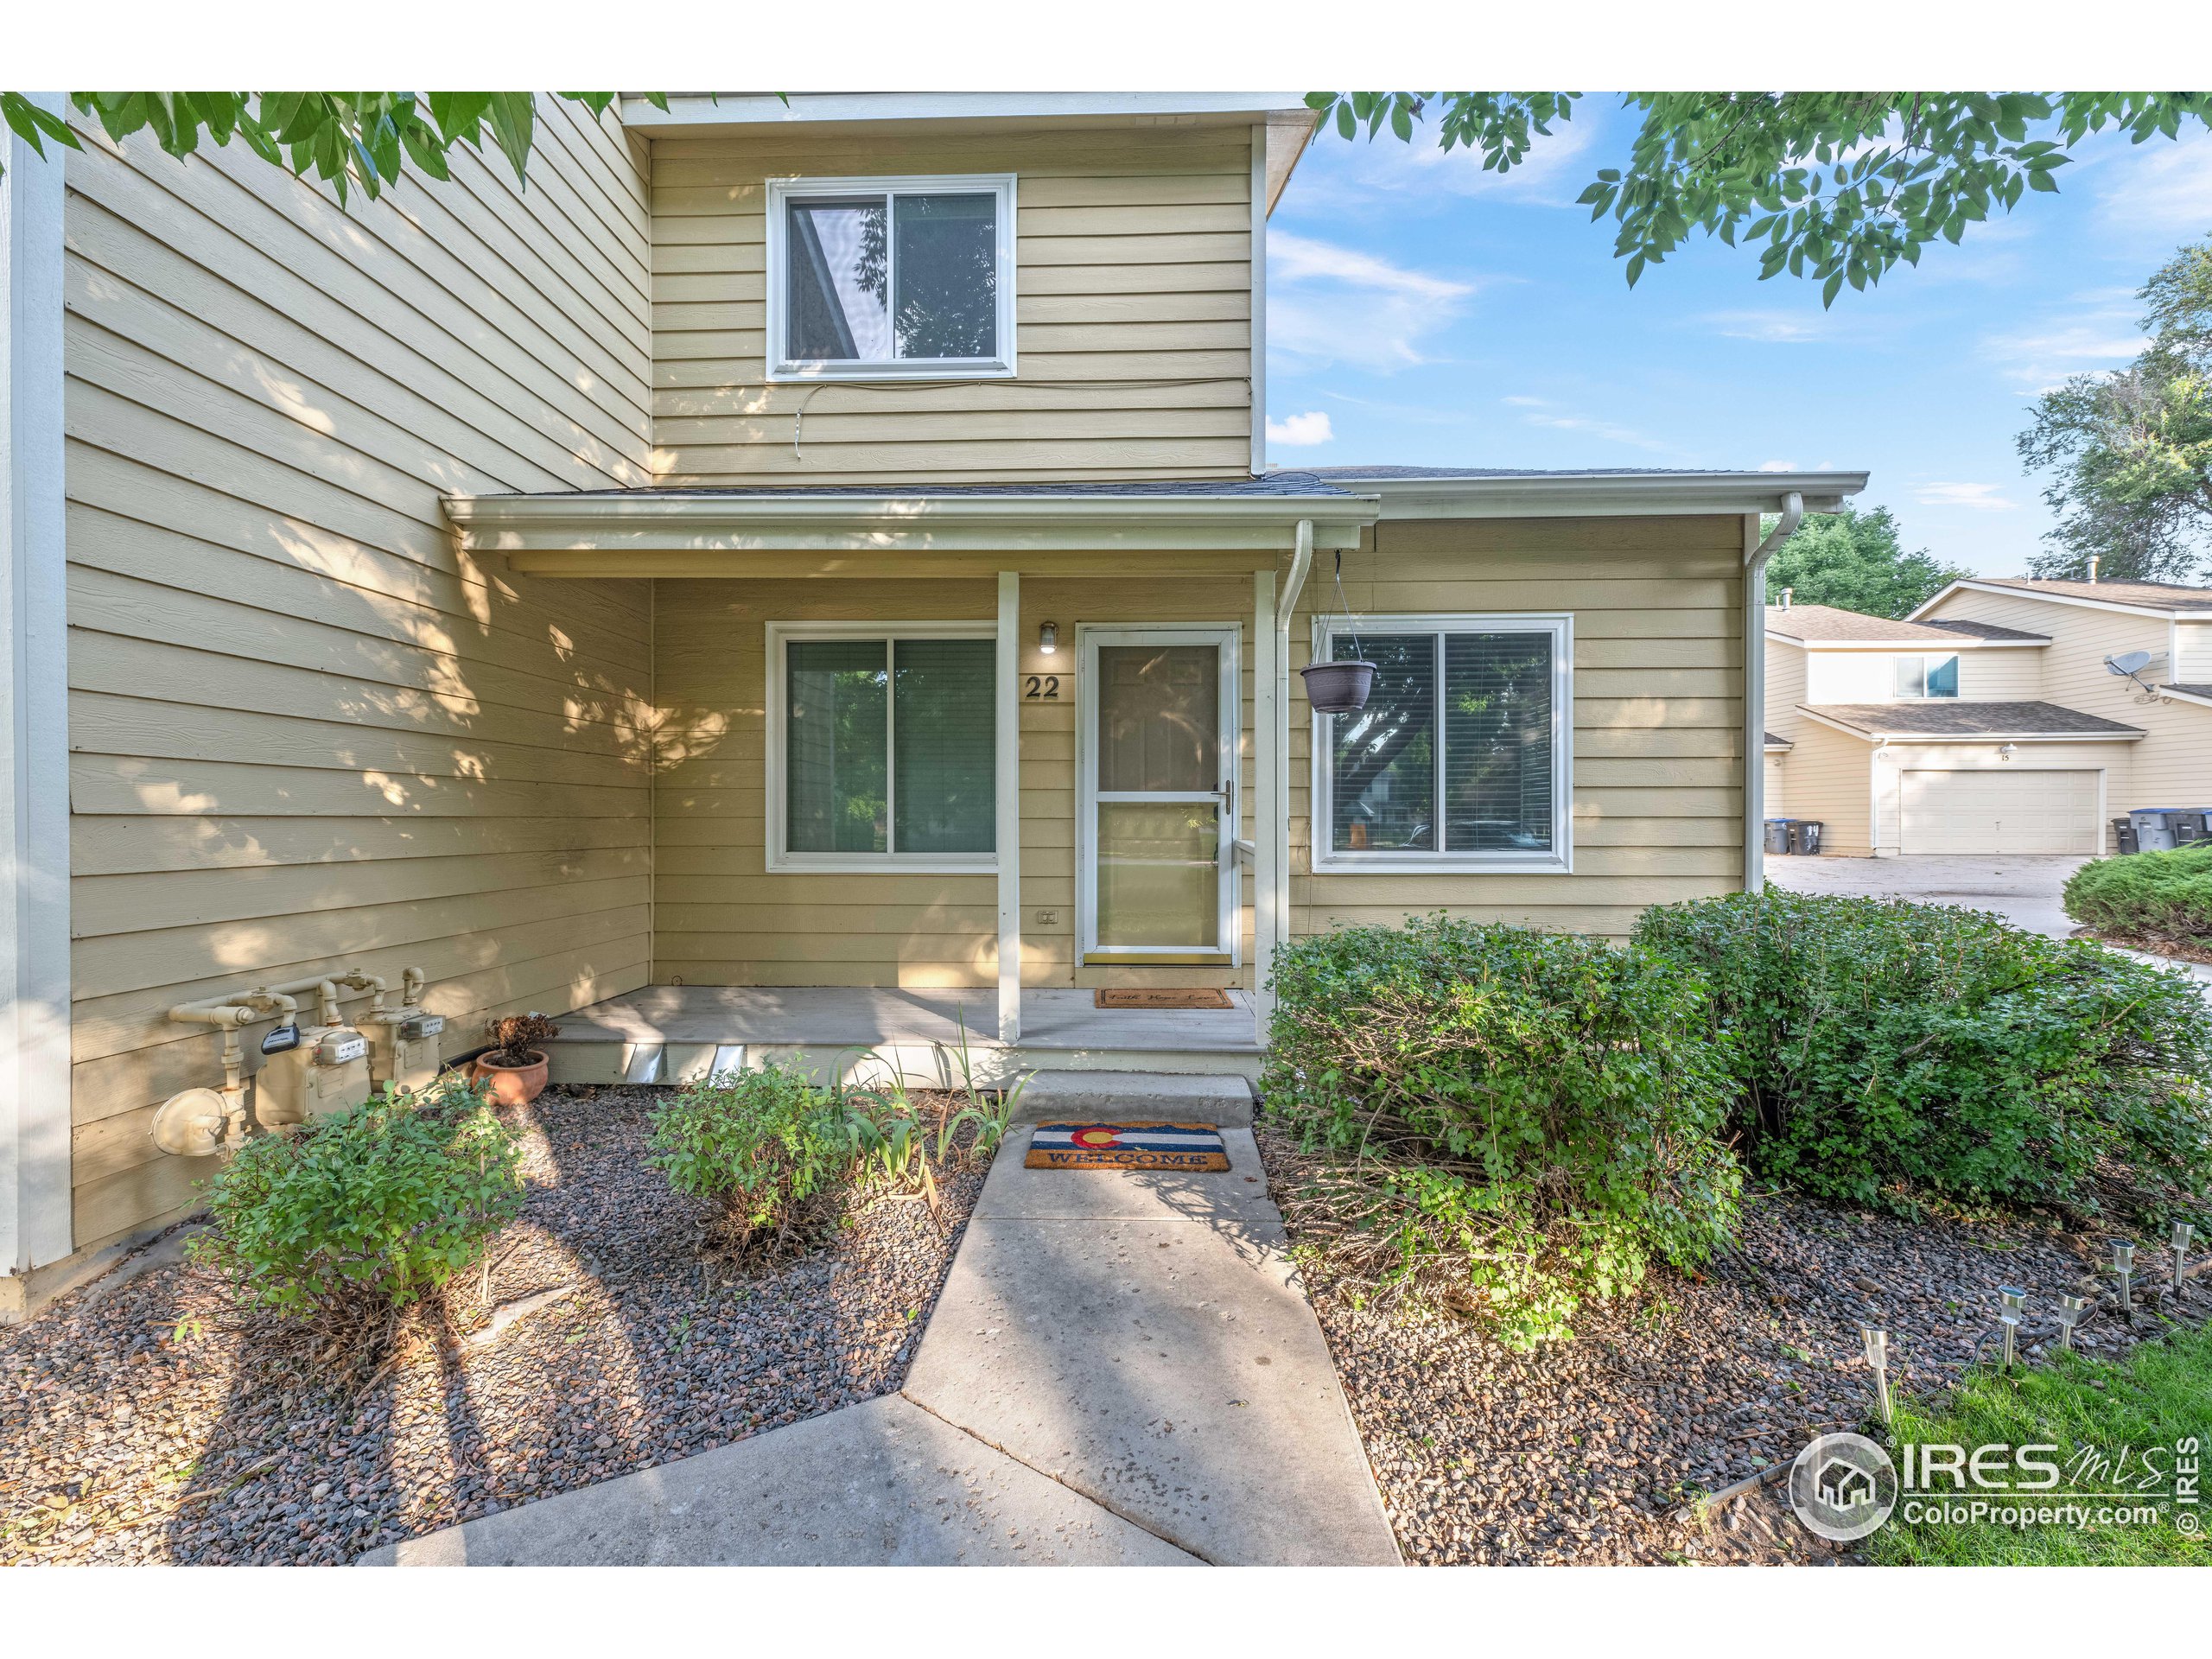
<box><xmin>2018</xmin><ymin>236</ymin><xmax>2212</xmax><ymax>583</ymax></box>
<box><xmin>1308</xmin><ymin>92</ymin><xmax>2212</xmax><ymax>304</ymax></box>
<box><xmin>1764</xmin><ymin>505</ymin><xmax>1967</xmax><ymax>619</ymax></box>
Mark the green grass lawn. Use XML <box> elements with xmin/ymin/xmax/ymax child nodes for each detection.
<box><xmin>1873</xmin><ymin>1321</ymin><xmax>2211</xmax><ymax>1565</ymax></box>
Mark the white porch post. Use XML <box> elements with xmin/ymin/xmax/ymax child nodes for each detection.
<box><xmin>3</xmin><ymin>98</ymin><xmax>73</xmax><ymax>1302</ymax></box>
<box><xmin>996</xmin><ymin>570</ymin><xmax>1020</xmax><ymax>1043</ymax></box>
<box><xmin>1252</xmin><ymin>569</ymin><xmax>1279</xmax><ymax>1045</ymax></box>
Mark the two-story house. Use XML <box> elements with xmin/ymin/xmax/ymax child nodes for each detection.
<box><xmin>1765</xmin><ymin>577</ymin><xmax>2212</xmax><ymax>855</ymax></box>
<box><xmin>2</xmin><ymin>91</ymin><xmax>1862</xmax><ymax>1317</ymax></box>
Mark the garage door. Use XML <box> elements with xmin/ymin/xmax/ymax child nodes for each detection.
<box><xmin>1899</xmin><ymin>769</ymin><xmax>2100</xmax><ymax>855</ymax></box>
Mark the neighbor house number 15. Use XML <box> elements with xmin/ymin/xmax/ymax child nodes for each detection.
<box><xmin>1022</xmin><ymin>674</ymin><xmax>1063</xmax><ymax>701</ymax></box>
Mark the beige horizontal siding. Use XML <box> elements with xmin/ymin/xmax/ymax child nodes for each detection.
<box><xmin>647</xmin><ymin>125</ymin><xmax>1254</xmax><ymax>485</ymax></box>
<box><xmin>62</xmin><ymin>103</ymin><xmax>658</xmax><ymax>1255</ymax></box>
<box><xmin>1291</xmin><ymin>516</ymin><xmax>1751</xmax><ymax>939</ymax></box>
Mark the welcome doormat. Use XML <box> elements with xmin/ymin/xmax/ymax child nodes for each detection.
<box><xmin>1092</xmin><ymin>988</ymin><xmax>1233</xmax><ymax>1010</ymax></box>
<box><xmin>1024</xmin><ymin>1122</ymin><xmax>1231</xmax><ymax>1172</ymax></box>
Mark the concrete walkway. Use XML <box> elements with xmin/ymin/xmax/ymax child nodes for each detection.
<box><xmin>364</xmin><ymin>1084</ymin><xmax>1398</xmax><ymax>1567</ymax></box>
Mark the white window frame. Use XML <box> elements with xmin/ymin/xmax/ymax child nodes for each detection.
<box><xmin>1311</xmin><ymin>612</ymin><xmax>1573</xmax><ymax>875</ymax></box>
<box><xmin>766</xmin><ymin>620</ymin><xmax>1000</xmax><ymax>874</ymax></box>
<box><xmin>765</xmin><ymin>173</ymin><xmax>1018</xmax><ymax>383</ymax></box>
<box><xmin>1892</xmin><ymin>652</ymin><xmax>1961</xmax><ymax>699</ymax></box>
<box><xmin>1075</xmin><ymin>624</ymin><xmax>1243</xmax><ymax>966</ymax></box>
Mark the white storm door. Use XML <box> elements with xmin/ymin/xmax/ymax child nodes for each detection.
<box><xmin>1077</xmin><ymin>626</ymin><xmax>1240</xmax><ymax>964</ymax></box>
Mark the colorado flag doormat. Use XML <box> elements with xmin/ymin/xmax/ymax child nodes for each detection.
<box><xmin>1024</xmin><ymin>1122</ymin><xmax>1231</xmax><ymax>1172</ymax></box>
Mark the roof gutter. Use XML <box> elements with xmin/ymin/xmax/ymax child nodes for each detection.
<box><xmin>1348</xmin><ymin>471</ymin><xmax>1865</xmax><ymax>519</ymax></box>
<box><xmin>442</xmin><ymin>490</ymin><xmax>1379</xmax><ymax>558</ymax></box>
<box><xmin>1744</xmin><ymin>492</ymin><xmax>1804</xmax><ymax>893</ymax></box>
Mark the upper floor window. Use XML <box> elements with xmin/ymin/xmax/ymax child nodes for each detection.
<box><xmin>1893</xmin><ymin>653</ymin><xmax>1960</xmax><ymax>698</ymax></box>
<box><xmin>766</xmin><ymin>175</ymin><xmax>1017</xmax><ymax>381</ymax></box>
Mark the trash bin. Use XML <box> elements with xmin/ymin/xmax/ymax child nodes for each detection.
<box><xmin>2132</xmin><ymin>810</ymin><xmax>2183</xmax><ymax>853</ymax></box>
<box><xmin>1788</xmin><ymin>820</ymin><xmax>1823</xmax><ymax>856</ymax></box>
<box><xmin>2177</xmin><ymin>811</ymin><xmax>2209</xmax><ymax>845</ymax></box>
<box><xmin>1764</xmin><ymin>819</ymin><xmax>1791</xmax><ymax>855</ymax></box>
<box><xmin>2112</xmin><ymin>817</ymin><xmax>2139</xmax><ymax>855</ymax></box>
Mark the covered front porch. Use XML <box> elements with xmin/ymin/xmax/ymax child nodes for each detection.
<box><xmin>444</xmin><ymin>478</ymin><xmax>1381</xmax><ymax>1064</ymax></box>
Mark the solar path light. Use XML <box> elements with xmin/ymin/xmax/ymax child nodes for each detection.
<box><xmin>2113</xmin><ymin>1242</ymin><xmax>2135</xmax><ymax>1326</ymax></box>
<box><xmin>1998</xmin><ymin>1287</ymin><xmax>2026</xmax><ymax>1370</ymax></box>
<box><xmin>2054</xmin><ymin>1294</ymin><xmax>2089</xmax><ymax>1351</ymax></box>
<box><xmin>1860</xmin><ymin>1326</ymin><xmax>1892</xmax><ymax>1427</ymax></box>
<box><xmin>2174</xmin><ymin>1222</ymin><xmax>2196</xmax><ymax>1305</ymax></box>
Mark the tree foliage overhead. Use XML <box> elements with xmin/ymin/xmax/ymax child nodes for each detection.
<box><xmin>0</xmin><ymin>92</ymin><xmax>666</xmax><ymax>202</ymax></box>
<box><xmin>1307</xmin><ymin>92</ymin><xmax>2212</xmax><ymax>306</ymax></box>
<box><xmin>1763</xmin><ymin>505</ymin><xmax>1968</xmax><ymax>620</ymax></box>
<box><xmin>2018</xmin><ymin>238</ymin><xmax>2212</xmax><ymax>584</ymax></box>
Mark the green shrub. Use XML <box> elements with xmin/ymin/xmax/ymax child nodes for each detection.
<box><xmin>192</xmin><ymin>1074</ymin><xmax>524</xmax><ymax>1357</ymax></box>
<box><xmin>2064</xmin><ymin>844</ymin><xmax>2212</xmax><ymax>944</ymax></box>
<box><xmin>649</xmin><ymin>1062</ymin><xmax>866</xmax><ymax>1257</ymax></box>
<box><xmin>1634</xmin><ymin>889</ymin><xmax>2212</xmax><ymax>1213</ymax></box>
<box><xmin>1262</xmin><ymin>916</ymin><xmax>1742</xmax><ymax>1349</ymax></box>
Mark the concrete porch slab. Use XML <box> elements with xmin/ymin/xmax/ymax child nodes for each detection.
<box><xmin>1014</xmin><ymin>1069</ymin><xmax>1255</xmax><ymax>1128</ymax></box>
<box><xmin>359</xmin><ymin>1394</ymin><xmax>1197</xmax><ymax>1567</ymax></box>
<box><xmin>902</xmin><ymin>1211</ymin><xmax>1401</xmax><ymax>1566</ymax></box>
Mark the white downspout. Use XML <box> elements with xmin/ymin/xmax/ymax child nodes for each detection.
<box><xmin>1745</xmin><ymin>492</ymin><xmax>1803</xmax><ymax>892</ymax></box>
<box><xmin>1255</xmin><ymin>519</ymin><xmax>1313</xmax><ymax>1046</ymax></box>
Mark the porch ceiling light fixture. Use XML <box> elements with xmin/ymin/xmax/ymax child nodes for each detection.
<box><xmin>1039</xmin><ymin>620</ymin><xmax>1058</xmax><ymax>655</ymax></box>
<box><xmin>1300</xmin><ymin>550</ymin><xmax>1376</xmax><ymax>715</ymax></box>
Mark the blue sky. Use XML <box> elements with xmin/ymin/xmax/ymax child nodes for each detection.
<box><xmin>1264</xmin><ymin>102</ymin><xmax>2212</xmax><ymax>575</ymax></box>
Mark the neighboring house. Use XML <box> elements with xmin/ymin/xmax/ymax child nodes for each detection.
<box><xmin>0</xmin><ymin>91</ymin><xmax>1862</xmax><ymax>1318</ymax></box>
<box><xmin>1765</xmin><ymin>577</ymin><xmax>2212</xmax><ymax>855</ymax></box>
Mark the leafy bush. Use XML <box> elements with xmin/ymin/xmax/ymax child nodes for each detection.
<box><xmin>192</xmin><ymin>1075</ymin><xmax>524</xmax><ymax>1365</ymax></box>
<box><xmin>2064</xmin><ymin>844</ymin><xmax>2212</xmax><ymax>945</ymax></box>
<box><xmin>649</xmin><ymin>1062</ymin><xmax>871</xmax><ymax>1258</ymax></box>
<box><xmin>1634</xmin><ymin>889</ymin><xmax>2212</xmax><ymax>1214</ymax></box>
<box><xmin>1262</xmin><ymin>916</ymin><xmax>1742</xmax><ymax>1349</ymax></box>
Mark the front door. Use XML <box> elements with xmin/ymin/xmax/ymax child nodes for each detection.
<box><xmin>1077</xmin><ymin>626</ymin><xmax>1239</xmax><ymax>965</ymax></box>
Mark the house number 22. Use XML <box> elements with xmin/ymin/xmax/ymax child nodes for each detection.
<box><xmin>1023</xmin><ymin>674</ymin><xmax>1062</xmax><ymax>701</ymax></box>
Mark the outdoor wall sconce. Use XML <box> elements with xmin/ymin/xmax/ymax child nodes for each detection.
<box><xmin>1861</xmin><ymin>1325</ymin><xmax>1892</xmax><ymax>1427</ymax></box>
<box><xmin>1997</xmin><ymin>743</ymin><xmax>2016</xmax><ymax>761</ymax></box>
<box><xmin>1998</xmin><ymin>1286</ymin><xmax>2026</xmax><ymax>1369</ymax></box>
<box><xmin>1038</xmin><ymin>621</ymin><xmax>1058</xmax><ymax>655</ymax></box>
<box><xmin>2055</xmin><ymin>1294</ymin><xmax>2088</xmax><ymax>1350</ymax></box>
<box><xmin>2113</xmin><ymin>1241</ymin><xmax>2136</xmax><ymax>1325</ymax></box>
<box><xmin>2175</xmin><ymin>1221</ymin><xmax>2196</xmax><ymax>1304</ymax></box>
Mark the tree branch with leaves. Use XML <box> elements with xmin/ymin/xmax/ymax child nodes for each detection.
<box><xmin>1307</xmin><ymin>92</ymin><xmax>2212</xmax><ymax>306</ymax></box>
<box><xmin>0</xmin><ymin>92</ymin><xmax>669</xmax><ymax>202</ymax></box>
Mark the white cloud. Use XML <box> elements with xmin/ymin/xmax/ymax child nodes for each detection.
<box><xmin>1288</xmin><ymin>107</ymin><xmax>1606</xmax><ymax>213</ymax></box>
<box><xmin>1758</xmin><ymin>460</ymin><xmax>1801</xmax><ymax>473</ymax></box>
<box><xmin>1913</xmin><ymin>482</ymin><xmax>2018</xmax><ymax>512</ymax></box>
<box><xmin>1980</xmin><ymin>315</ymin><xmax>2148</xmax><ymax>391</ymax></box>
<box><xmin>1706</xmin><ymin>309</ymin><xmax>1830</xmax><ymax>343</ymax></box>
<box><xmin>1267</xmin><ymin>230</ymin><xmax>1475</xmax><ymax>372</ymax></box>
<box><xmin>1265</xmin><ymin>410</ymin><xmax>1335</xmax><ymax>447</ymax></box>
<box><xmin>1508</xmin><ymin>396</ymin><xmax>1671</xmax><ymax>454</ymax></box>
<box><xmin>2095</xmin><ymin>130</ymin><xmax>2212</xmax><ymax>233</ymax></box>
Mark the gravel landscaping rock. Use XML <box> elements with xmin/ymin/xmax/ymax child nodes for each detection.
<box><xmin>1258</xmin><ymin>1124</ymin><xmax>2209</xmax><ymax>1567</ymax></box>
<box><xmin>1</xmin><ymin>1086</ymin><xmax>985</xmax><ymax>1566</ymax></box>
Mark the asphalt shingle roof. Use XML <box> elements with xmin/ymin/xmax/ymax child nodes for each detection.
<box><xmin>1765</xmin><ymin>603</ymin><xmax>2047</xmax><ymax>644</ymax></box>
<box><xmin>1802</xmin><ymin>701</ymin><xmax>2145</xmax><ymax>739</ymax></box>
<box><xmin>1967</xmin><ymin>577</ymin><xmax>2212</xmax><ymax>613</ymax></box>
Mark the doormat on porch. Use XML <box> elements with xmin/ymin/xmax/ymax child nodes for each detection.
<box><xmin>1092</xmin><ymin>988</ymin><xmax>1233</xmax><ymax>1010</ymax></box>
<box><xmin>1025</xmin><ymin>1122</ymin><xmax>1231</xmax><ymax>1172</ymax></box>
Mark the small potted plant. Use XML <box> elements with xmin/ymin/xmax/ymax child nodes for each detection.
<box><xmin>473</xmin><ymin>1011</ymin><xmax>560</xmax><ymax>1107</ymax></box>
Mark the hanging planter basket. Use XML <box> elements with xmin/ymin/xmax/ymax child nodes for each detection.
<box><xmin>1301</xmin><ymin>550</ymin><xmax>1377</xmax><ymax>714</ymax></box>
<box><xmin>1300</xmin><ymin>658</ymin><xmax>1376</xmax><ymax>714</ymax></box>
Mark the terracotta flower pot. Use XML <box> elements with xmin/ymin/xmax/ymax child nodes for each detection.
<box><xmin>473</xmin><ymin>1049</ymin><xmax>550</xmax><ymax>1107</ymax></box>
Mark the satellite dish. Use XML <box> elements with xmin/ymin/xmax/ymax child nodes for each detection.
<box><xmin>2107</xmin><ymin>651</ymin><xmax>2154</xmax><ymax>676</ymax></box>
